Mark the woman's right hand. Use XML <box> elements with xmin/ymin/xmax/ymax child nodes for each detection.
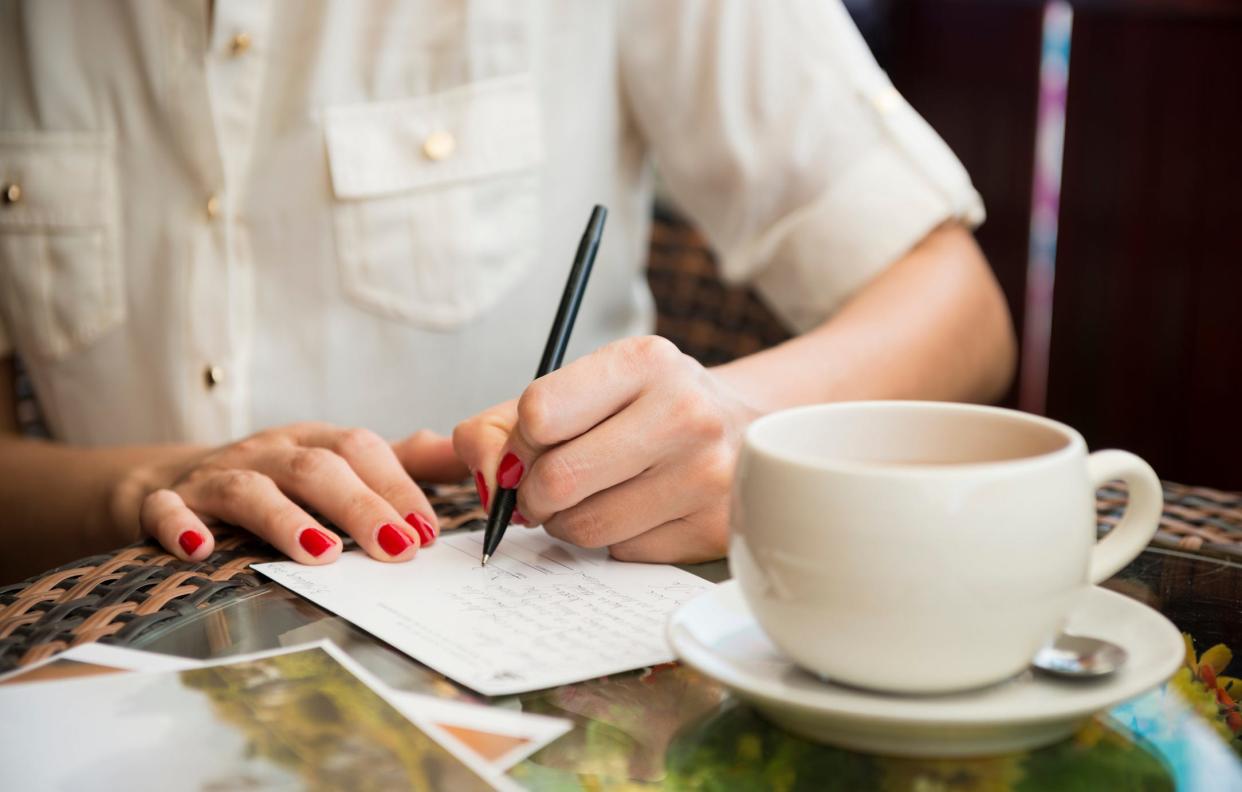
<box><xmin>109</xmin><ymin>423</ymin><xmax>465</xmax><ymax>565</ymax></box>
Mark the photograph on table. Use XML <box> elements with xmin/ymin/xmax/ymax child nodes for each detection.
<box><xmin>0</xmin><ymin>642</ymin><xmax>506</xmax><ymax>791</ymax></box>
<box><xmin>0</xmin><ymin>643</ymin><xmax>202</xmax><ymax>687</ymax></box>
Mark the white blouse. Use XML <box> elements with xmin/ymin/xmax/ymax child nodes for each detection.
<box><xmin>0</xmin><ymin>0</ymin><xmax>982</xmax><ymax>445</ymax></box>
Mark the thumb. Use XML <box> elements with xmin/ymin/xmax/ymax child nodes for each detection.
<box><xmin>391</xmin><ymin>430</ymin><xmax>469</xmax><ymax>484</ymax></box>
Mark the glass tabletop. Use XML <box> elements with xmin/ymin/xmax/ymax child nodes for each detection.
<box><xmin>134</xmin><ymin>543</ymin><xmax>1242</xmax><ymax>791</ymax></box>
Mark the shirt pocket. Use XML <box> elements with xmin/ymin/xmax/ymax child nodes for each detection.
<box><xmin>0</xmin><ymin>133</ymin><xmax>124</xmax><ymax>361</ymax></box>
<box><xmin>324</xmin><ymin>74</ymin><xmax>544</xmax><ymax>330</ymax></box>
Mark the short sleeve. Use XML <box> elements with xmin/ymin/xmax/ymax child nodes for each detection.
<box><xmin>619</xmin><ymin>0</ymin><xmax>984</xmax><ymax>333</ymax></box>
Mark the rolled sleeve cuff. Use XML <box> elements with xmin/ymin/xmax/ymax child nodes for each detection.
<box><xmin>724</xmin><ymin>108</ymin><xmax>986</xmax><ymax>334</ymax></box>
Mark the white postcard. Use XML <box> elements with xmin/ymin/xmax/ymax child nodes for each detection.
<box><xmin>254</xmin><ymin>528</ymin><xmax>716</xmax><ymax>695</ymax></box>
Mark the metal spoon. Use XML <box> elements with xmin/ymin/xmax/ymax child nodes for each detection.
<box><xmin>1032</xmin><ymin>634</ymin><xmax>1128</xmax><ymax>678</ymax></box>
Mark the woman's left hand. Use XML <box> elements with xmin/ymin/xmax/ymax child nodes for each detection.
<box><xmin>453</xmin><ymin>336</ymin><xmax>765</xmax><ymax>563</ymax></box>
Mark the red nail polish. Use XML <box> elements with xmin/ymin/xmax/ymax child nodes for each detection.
<box><xmin>179</xmin><ymin>530</ymin><xmax>205</xmax><ymax>556</ymax></box>
<box><xmin>299</xmin><ymin>527</ymin><xmax>335</xmax><ymax>557</ymax></box>
<box><xmin>377</xmin><ymin>523</ymin><xmax>414</xmax><ymax>556</ymax></box>
<box><xmin>405</xmin><ymin>513</ymin><xmax>436</xmax><ymax>545</ymax></box>
<box><xmin>474</xmin><ymin>470</ymin><xmax>490</xmax><ymax>511</ymax></box>
<box><xmin>497</xmin><ymin>452</ymin><xmax>525</xmax><ymax>489</ymax></box>
<box><xmin>511</xmin><ymin>507</ymin><xmax>529</xmax><ymax>526</ymax></box>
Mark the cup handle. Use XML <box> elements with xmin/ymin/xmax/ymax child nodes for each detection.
<box><xmin>1085</xmin><ymin>450</ymin><xmax>1163</xmax><ymax>583</ymax></box>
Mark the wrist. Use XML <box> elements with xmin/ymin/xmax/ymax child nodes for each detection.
<box><xmin>104</xmin><ymin>445</ymin><xmax>205</xmax><ymax>545</ymax></box>
<box><xmin>710</xmin><ymin>358</ymin><xmax>790</xmax><ymax>417</ymax></box>
<box><xmin>106</xmin><ymin>463</ymin><xmax>156</xmax><ymax>544</ymax></box>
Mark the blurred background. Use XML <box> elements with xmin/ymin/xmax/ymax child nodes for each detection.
<box><xmin>655</xmin><ymin>0</ymin><xmax>1242</xmax><ymax>490</ymax></box>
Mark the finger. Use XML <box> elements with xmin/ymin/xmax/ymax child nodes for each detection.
<box><xmin>177</xmin><ymin>469</ymin><xmax>343</xmax><ymax>564</ymax></box>
<box><xmin>541</xmin><ymin>466</ymin><xmax>687</xmax><ymax>548</ymax></box>
<box><xmin>256</xmin><ymin>447</ymin><xmax>422</xmax><ymax>562</ymax></box>
<box><xmin>519</xmin><ymin>391</ymin><xmax>683</xmax><ymax>522</ymax></box>
<box><xmin>605</xmin><ymin>511</ymin><xmax>729</xmax><ymax>565</ymax></box>
<box><xmin>301</xmin><ymin>427</ymin><xmax>439</xmax><ymax>545</ymax></box>
<box><xmin>141</xmin><ymin>488</ymin><xmax>215</xmax><ymax>562</ymax></box>
<box><xmin>501</xmin><ymin>337</ymin><xmax>684</xmax><ymax>478</ymax></box>
<box><xmin>453</xmin><ymin>400</ymin><xmax>518</xmax><ymax>512</ymax></box>
<box><xmin>392</xmin><ymin>430</ymin><xmax>469</xmax><ymax>484</ymax></box>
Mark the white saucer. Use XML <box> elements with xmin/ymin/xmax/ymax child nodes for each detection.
<box><xmin>668</xmin><ymin>581</ymin><xmax>1184</xmax><ymax>757</ymax></box>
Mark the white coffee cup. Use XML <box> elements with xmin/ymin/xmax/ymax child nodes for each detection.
<box><xmin>730</xmin><ymin>401</ymin><xmax>1162</xmax><ymax>694</ymax></box>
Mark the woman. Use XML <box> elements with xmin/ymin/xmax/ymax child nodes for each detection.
<box><xmin>0</xmin><ymin>1</ymin><xmax>1013</xmax><ymax>581</ymax></box>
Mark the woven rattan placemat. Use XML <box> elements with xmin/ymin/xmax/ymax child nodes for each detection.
<box><xmin>0</xmin><ymin>481</ymin><xmax>484</xmax><ymax>671</ymax></box>
<box><xmin>1</xmin><ymin>479</ymin><xmax>1238</xmax><ymax>674</ymax></box>
<box><xmin>1098</xmin><ymin>481</ymin><xmax>1242</xmax><ymax>557</ymax></box>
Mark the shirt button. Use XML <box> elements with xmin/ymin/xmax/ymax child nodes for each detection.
<box><xmin>204</xmin><ymin>365</ymin><xmax>224</xmax><ymax>389</ymax></box>
<box><xmin>422</xmin><ymin>131</ymin><xmax>456</xmax><ymax>161</ymax></box>
<box><xmin>2</xmin><ymin>183</ymin><xmax>21</xmax><ymax>205</ymax></box>
<box><xmin>205</xmin><ymin>194</ymin><xmax>221</xmax><ymax>219</ymax></box>
<box><xmin>230</xmin><ymin>32</ymin><xmax>252</xmax><ymax>56</ymax></box>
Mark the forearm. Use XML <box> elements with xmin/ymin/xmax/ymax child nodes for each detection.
<box><xmin>0</xmin><ymin>435</ymin><xmax>201</xmax><ymax>582</ymax></box>
<box><xmin>714</xmin><ymin>223</ymin><xmax>1016</xmax><ymax>411</ymax></box>
<box><xmin>0</xmin><ymin>359</ymin><xmax>205</xmax><ymax>580</ymax></box>
<box><xmin>0</xmin><ymin>352</ymin><xmax>469</xmax><ymax>578</ymax></box>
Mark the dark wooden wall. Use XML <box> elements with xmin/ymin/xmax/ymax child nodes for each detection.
<box><xmin>887</xmin><ymin>2</ymin><xmax>1043</xmax><ymax>411</ymax></box>
<box><xmin>883</xmin><ymin>0</ymin><xmax>1242</xmax><ymax>488</ymax></box>
<box><xmin>1047</xmin><ymin>4</ymin><xmax>1242</xmax><ymax>489</ymax></box>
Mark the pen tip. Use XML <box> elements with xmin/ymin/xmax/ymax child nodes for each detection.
<box><xmin>481</xmin><ymin>553</ymin><xmax>490</xmax><ymax>567</ymax></box>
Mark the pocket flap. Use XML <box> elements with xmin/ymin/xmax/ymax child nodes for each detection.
<box><xmin>0</xmin><ymin>133</ymin><xmax>114</xmax><ymax>229</ymax></box>
<box><xmin>324</xmin><ymin>74</ymin><xmax>543</xmax><ymax>200</ymax></box>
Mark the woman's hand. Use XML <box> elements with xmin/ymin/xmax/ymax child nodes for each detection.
<box><xmin>453</xmin><ymin>336</ymin><xmax>765</xmax><ymax>563</ymax></box>
<box><xmin>110</xmin><ymin>423</ymin><xmax>467</xmax><ymax>564</ymax></box>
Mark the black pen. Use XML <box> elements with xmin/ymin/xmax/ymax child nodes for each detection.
<box><xmin>481</xmin><ymin>205</ymin><xmax>608</xmax><ymax>565</ymax></box>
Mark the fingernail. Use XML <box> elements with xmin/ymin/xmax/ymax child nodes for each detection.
<box><xmin>377</xmin><ymin>523</ymin><xmax>414</xmax><ymax>556</ymax></box>
<box><xmin>474</xmin><ymin>470</ymin><xmax>490</xmax><ymax>511</ymax></box>
<box><xmin>179</xmin><ymin>530</ymin><xmax>205</xmax><ymax>556</ymax></box>
<box><xmin>511</xmin><ymin>506</ymin><xmax>529</xmax><ymax>526</ymax></box>
<box><xmin>299</xmin><ymin>527</ymin><xmax>335</xmax><ymax>557</ymax></box>
<box><xmin>497</xmin><ymin>452</ymin><xmax>525</xmax><ymax>489</ymax></box>
<box><xmin>405</xmin><ymin>513</ymin><xmax>436</xmax><ymax>545</ymax></box>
